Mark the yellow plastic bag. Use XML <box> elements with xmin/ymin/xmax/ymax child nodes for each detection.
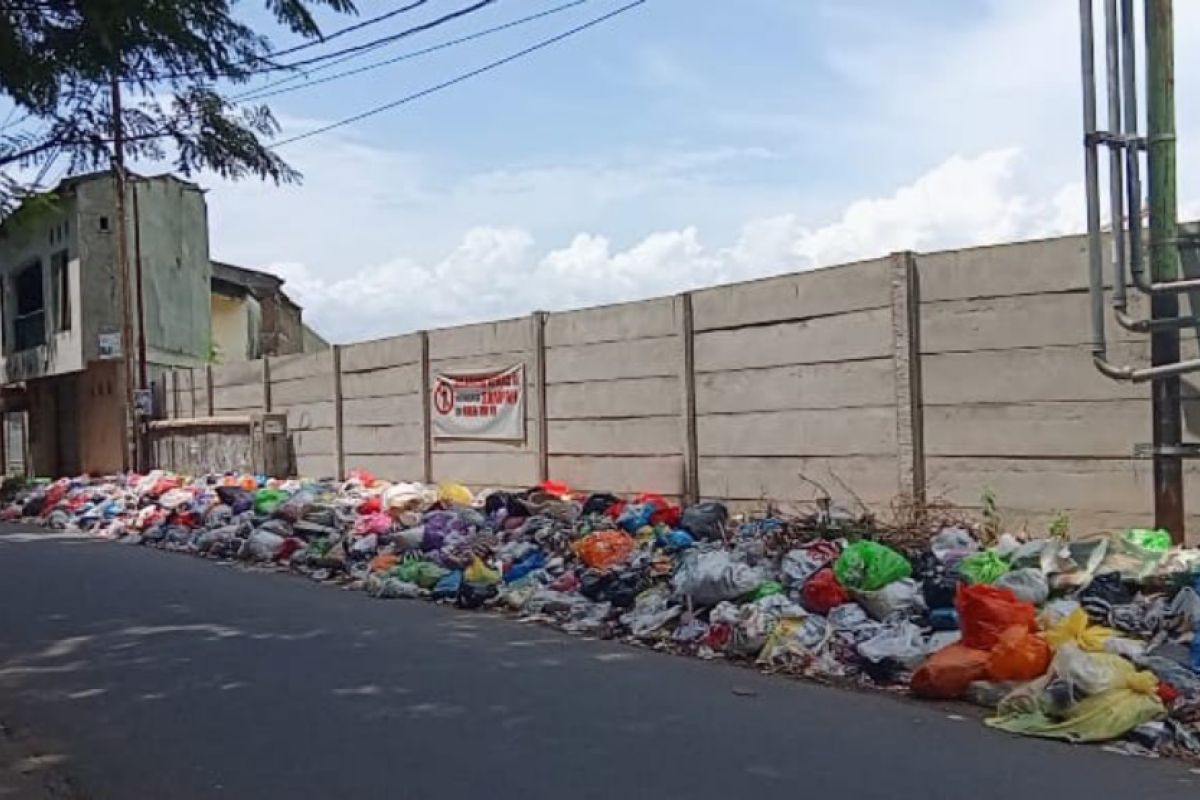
<box><xmin>986</xmin><ymin>666</ymin><xmax>1164</xmax><ymax>743</ymax></box>
<box><xmin>437</xmin><ymin>482</ymin><xmax>474</xmax><ymax>507</ymax></box>
<box><xmin>464</xmin><ymin>556</ymin><xmax>500</xmax><ymax>585</ymax></box>
<box><xmin>1043</xmin><ymin>608</ymin><xmax>1115</xmax><ymax>652</ymax></box>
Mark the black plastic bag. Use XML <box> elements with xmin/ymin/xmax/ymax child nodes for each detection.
<box><xmin>680</xmin><ymin>502</ymin><xmax>728</xmax><ymax>540</ymax></box>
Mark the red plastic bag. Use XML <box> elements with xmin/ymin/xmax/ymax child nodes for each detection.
<box><xmin>347</xmin><ymin>468</ymin><xmax>376</xmax><ymax>487</ymax></box>
<box><xmin>802</xmin><ymin>568</ymin><xmax>850</xmax><ymax>615</ymax></box>
<box><xmin>911</xmin><ymin>643</ymin><xmax>990</xmax><ymax>699</ymax></box>
<box><xmin>634</xmin><ymin>493</ymin><xmax>681</xmax><ymax>528</ymax></box>
<box><xmin>576</xmin><ymin>531</ymin><xmax>636</xmax><ymax>569</ymax></box>
<box><xmin>986</xmin><ymin>626</ymin><xmax>1052</xmax><ymax>681</ymax></box>
<box><xmin>955</xmin><ymin>584</ymin><xmax>1037</xmax><ymax>650</ymax></box>
<box><xmin>539</xmin><ymin>480</ymin><xmax>572</xmax><ymax>497</ymax></box>
<box><xmin>357</xmin><ymin>496</ymin><xmax>382</xmax><ymax>515</ymax></box>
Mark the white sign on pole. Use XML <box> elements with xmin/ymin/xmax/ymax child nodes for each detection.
<box><xmin>98</xmin><ymin>331</ymin><xmax>122</xmax><ymax>360</ymax></box>
<box><xmin>431</xmin><ymin>364</ymin><xmax>525</xmax><ymax>440</ymax></box>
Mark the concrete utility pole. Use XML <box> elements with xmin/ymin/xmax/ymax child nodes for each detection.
<box><xmin>1146</xmin><ymin>0</ymin><xmax>1184</xmax><ymax>539</ymax></box>
<box><xmin>110</xmin><ymin>72</ymin><xmax>138</xmax><ymax>473</ymax></box>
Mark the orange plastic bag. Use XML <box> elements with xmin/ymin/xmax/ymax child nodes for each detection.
<box><xmin>576</xmin><ymin>531</ymin><xmax>636</xmax><ymax>569</ymax></box>
<box><xmin>911</xmin><ymin>643</ymin><xmax>990</xmax><ymax>700</ymax></box>
<box><xmin>956</xmin><ymin>584</ymin><xmax>1037</xmax><ymax>650</ymax></box>
<box><xmin>369</xmin><ymin>553</ymin><xmax>399</xmax><ymax>573</ymax></box>
<box><xmin>986</xmin><ymin>626</ymin><xmax>1053</xmax><ymax>681</ymax></box>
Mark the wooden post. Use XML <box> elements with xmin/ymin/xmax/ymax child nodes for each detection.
<box><xmin>331</xmin><ymin>345</ymin><xmax>345</xmax><ymax>481</ymax></box>
<box><xmin>419</xmin><ymin>331</ymin><xmax>433</xmax><ymax>484</ymax></box>
<box><xmin>532</xmin><ymin>311</ymin><xmax>549</xmax><ymax>483</ymax></box>
<box><xmin>262</xmin><ymin>356</ymin><xmax>272</xmax><ymax>413</ymax></box>
<box><xmin>170</xmin><ymin>370</ymin><xmax>179</xmax><ymax>419</ymax></box>
<box><xmin>188</xmin><ymin>367</ymin><xmax>197</xmax><ymax>418</ymax></box>
<box><xmin>890</xmin><ymin>251</ymin><xmax>925</xmax><ymax>506</ymax></box>
<box><xmin>679</xmin><ymin>292</ymin><xmax>699</xmax><ymax>505</ymax></box>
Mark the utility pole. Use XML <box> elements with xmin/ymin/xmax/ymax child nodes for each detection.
<box><xmin>1146</xmin><ymin>0</ymin><xmax>1184</xmax><ymax>540</ymax></box>
<box><xmin>110</xmin><ymin>72</ymin><xmax>138</xmax><ymax>473</ymax></box>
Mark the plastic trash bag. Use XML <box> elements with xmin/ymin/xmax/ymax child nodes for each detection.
<box><xmin>464</xmin><ymin>556</ymin><xmax>501</xmax><ymax>586</ymax></box>
<box><xmin>679</xmin><ymin>502</ymin><xmax>728</xmax><ymax>541</ymax></box>
<box><xmin>855</xmin><ymin>578</ymin><xmax>924</xmax><ymax>621</ymax></box>
<box><xmin>254</xmin><ymin>488</ymin><xmax>288</xmax><ymax>516</ymax></box>
<box><xmin>833</xmin><ymin>541</ymin><xmax>911</xmax><ymax>591</ymax></box>
<box><xmin>216</xmin><ymin>485</ymin><xmax>254</xmax><ymax>514</ymax></box>
<box><xmin>562</xmin><ymin>601</ymin><xmax>611</xmax><ymax>634</ymax></box>
<box><xmin>955</xmin><ymin>584</ymin><xmax>1037</xmax><ymax>650</ymax></box>
<box><xmin>1135</xmin><ymin>655</ymin><xmax>1200</xmax><ymax>699</ymax></box>
<box><xmin>373</xmin><ymin>577</ymin><xmax>422</xmax><ymax>599</ymax></box>
<box><xmin>910</xmin><ymin>643</ymin><xmax>991</xmax><ymax>699</ymax></box>
<box><xmin>437</xmin><ymin>482</ymin><xmax>474</xmax><ymax>507</ymax></box>
<box><xmin>392</xmin><ymin>560</ymin><xmax>449</xmax><ymax>590</ymax></box>
<box><xmin>802</xmin><ymin>568</ymin><xmax>850</xmax><ymax>615</ymax></box>
<box><xmin>431</xmin><ymin>570</ymin><xmax>463</xmax><ymax>600</ymax></box>
<box><xmin>994</xmin><ymin>567</ymin><xmax>1049</xmax><ymax>605</ymax></box>
<box><xmin>353</xmin><ymin>512</ymin><xmax>392</xmax><ymax>537</ymax></box>
<box><xmin>986</xmin><ymin>626</ymin><xmax>1052</xmax><ymax>682</ymax></box>
<box><xmin>196</xmin><ymin>524</ymin><xmax>239</xmax><ymax>554</ymax></box>
<box><xmin>958</xmin><ymin>550</ymin><xmax>1010</xmax><ymax>585</ymax></box>
<box><xmin>1043</xmin><ymin>608</ymin><xmax>1115</xmax><ymax>653</ymax></box>
<box><xmin>504</xmin><ymin>551</ymin><xmax>546</xmax><ymax>584</ymax></box>
<box><xmin>620</xmin><ymin>587</ymin><xmax>680</xmax><ymax>638</ymax></box>
<box><xmin>857</xmin><ymin>620</ymin><xmax>927</xmax><ymax>669</ymax></box>
<box><xmin>987</xmin><ymin>665</ymin><xmax>1164</xmax><ymax>743</ymax></box>
<box><xmin>576</xmin><ymin>531</ymin><xmax>636</xmax><ymax>570</ymax></box>
<box><xmin>781</xmin><ymin>541</ymin><xmax>841</xmax><ymax>588</ymax></box>
<box><xmin>349</xmin><ymin>533</ymin><xmax>378</xmax><ymax>556</ymax></box>
<box><xmin>240</xmin><ymin>529</ymin><xmax>285</xmax><ymax>561</ymax></box>
<box><xmin>931</xmin><ymin>526</ymin><xmax>979</xmax><ymax>563</ymax></box>
<box><xmin>1123</xmin><ymin>528</ymin><xmax>1171</xmax><ymax>553</ymax></box>
<box><xmin>672</xmin><ymin>548</ymin><xmax>764</xmax><ymax>606</ymax></box>
<box><xmin>1039</xmin><ymin>598</ymin><xmax>1081</xmax><ymax>628</ymax></box>
<box><xmin>758</xmin><ymin>616</ymin><xmax>832</xmax><ymax>666</ymax></box>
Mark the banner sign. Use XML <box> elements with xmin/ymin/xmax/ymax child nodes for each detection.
<box><xmin>431</xmin><ymin>364</ymin><xmax>525</xmax><ymax>440</ymax></box>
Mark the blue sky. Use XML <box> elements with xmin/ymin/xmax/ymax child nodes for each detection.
<box><xmin>16</xmin><ymin>0</ymin><xmax>1200</xmax><ymax>341</ymax></box>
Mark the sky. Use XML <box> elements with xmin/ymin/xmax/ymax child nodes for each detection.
<box><xmin>25</xmin><ymin>0</ymin><xmax>1200</xmax><ymax>342</ymax></box>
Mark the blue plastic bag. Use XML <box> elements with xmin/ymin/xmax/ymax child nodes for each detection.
<box><xmin>504</xmin><ymin>551</ymin><xmax>546</xmax><ymax>584</ymax></box>
<box><xmin>617</xmin><ymin>503</ymin><xmax>654</xmax><ymax>532</ymax></box>
<box><xmin>431</xmin><ymin>570</ymin><xmax>463</xmax><ymax>600</ymax></box>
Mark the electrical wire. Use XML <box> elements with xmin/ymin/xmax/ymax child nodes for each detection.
<box><xmin>273</xmin><ymin>0</ymin><xmax>645</xmax><ymax>148</ymax></box>
<box><xmin>132</xmin><ymin>0</ymin><xmax>499</xmax><ymax>84</ymax></box>
<box><xmin>268</xmin><ymin>0</ymin><xmax>434</xmax><ymax>60</ymax></box>
<box><xmin>235</xmin><ymin>0</ymin><xmax>591</xmax><ymax>103</ymax></box>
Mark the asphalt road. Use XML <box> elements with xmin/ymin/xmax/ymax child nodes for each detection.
<box><xmin>0</xmin><ymin>527</ymin><xmax>1197</xmax><ymax>800</ymax></box>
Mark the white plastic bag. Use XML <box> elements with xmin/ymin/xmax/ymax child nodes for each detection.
<box><xmin>857</xmin><ymin>620</ymin><xmax>927</xmax><ymax>669</ymax></box>
<box><xmin>240</xmin><ymin>529</ymin><xmax>284</xmax><ymax>561</ymax></box>
<box><xmin>673</xmin><ymin>548</ymin><xmax>763</xmax><ymax>606</ymax></box>
<box><xmin>620</xmin><ymin>588</ymin><xmax>681</xmax><ymax>638</ymax></box>
<box><xmin>995</xmin><ymin>568</ymin><xmax>1049</xmax><ymax>605</ymax></box>
<box><xmin>855</xmin><ymin>578</ymin><xmax>924</xmax><ymax>621</ymax></box>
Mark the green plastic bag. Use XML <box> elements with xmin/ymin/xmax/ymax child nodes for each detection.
<box><xmin>833</xmin><ymin>541</ymin><xmax>911</xmax><ymax>592</ymax></box>
<box><xmin>749</xmin><ymin>581</ymin><xmax>785</xmax><ymax>601</ymax></box>
<box><xmin>254</xmin><ymin>488</ymin><xmax>287</xmax><ymax>515</ymax></box>
<box><xmin>958</xmin><ymin>551</ymin><xmax>1010</xmax><ymax>585</ymax></box>
<box><xmin>1123</xmin><ymin>528</ymin><xmax>1171</xmax><ymax>553</ymax></box>
<box><xmin>986</xmin><ymin>669</ymin><xmax>1164</xmax><ymax>743</ymax></box>
<box><xmin>391</xmin><ymin>560</ymin><xmax>449</xmax><ymax>590</ymax></box>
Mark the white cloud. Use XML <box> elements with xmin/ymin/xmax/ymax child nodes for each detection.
<box><xmin>266</xmin><ymin>146</ymin><xmax>1086</xmax><ymax>342</ymax></box>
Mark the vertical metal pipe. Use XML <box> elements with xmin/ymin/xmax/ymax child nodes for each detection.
<box><xmin>1146</xmin><ymin>0</ymin><xmax>1184</xmax><ymax>541</ymax></box>
<box><xmin>1104</xmin><ymin>0</ymin><xmax>1128</xmax><ymax>311</ymax></box>
<box><xmin>1080</xmin><ymin>0</ymin><xmax>1109</xmax><ymax>360</ymax></box>
<box><xmin>1121</xmin><ymin>0</ymin><xmax>1145</xmax><ymax>284</ymax></box>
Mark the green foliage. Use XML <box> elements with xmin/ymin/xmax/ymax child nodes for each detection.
<box><xmin>1048</xmin><ymin>510</ymin><xmax>1071</xmax><ymax>539</ymax></box>
<box><xmin>0</xmin><ymin>0</ymin><xmax>358</xmax><ymax>215</ymax></box>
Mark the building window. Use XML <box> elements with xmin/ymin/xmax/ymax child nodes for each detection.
<box><xmin>14</xmin><ymin>260</ymin><xmax>45</xmax><ymax>351</ymax></box>
<box><xmin>98</xmin><ymin>216</ymin><xmax>110</xmax><ymax>232</ymax></box>
<box><xmin>51</xmin><ymin>250</ymin><xmax>70</xmax><ymax>332</ymax></box>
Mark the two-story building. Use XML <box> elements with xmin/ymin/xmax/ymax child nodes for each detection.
<box><xmin>0</xmin><ymin>171</ymin><xmax>325</xmax><ymax>477</ymax></box>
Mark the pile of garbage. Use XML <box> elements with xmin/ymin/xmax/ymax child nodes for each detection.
<box><xmin>5</xmin><ymin>470</ymin><xmax>1200</xmax><ymax>759</ymax></box>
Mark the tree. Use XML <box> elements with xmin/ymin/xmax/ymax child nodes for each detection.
<box><xmin>0</xmin><ymin>0</ymin><xmax>358</xmax><ymax>213</ymax></box>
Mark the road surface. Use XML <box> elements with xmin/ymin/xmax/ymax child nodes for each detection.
<box><xmin>0</xmin><ymin>526</ymin><xmax>1195</xmax><ymax>800</ymax></box>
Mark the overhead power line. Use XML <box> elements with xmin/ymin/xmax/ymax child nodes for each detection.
<box><xmin>236</xmin><ymin>0</ymin><xmax>592</xmax><ymax>103</ymax></box>
<box><xmin>268</xmin><ymin>0</ymin><xmax>434</xmax><ymax>60</ymax></box>
<box><xmin>129</xmin><ymin>0</ymin><xmax>498</xmax><ymax>84</ymax></box>
<box><xmin>273</xmin><ymin>0</ymin><xmax>646</xmax><ymax>148</ymax></box>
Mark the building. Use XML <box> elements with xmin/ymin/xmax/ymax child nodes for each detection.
<box><xmin>210</xmin><ymin>260</ymin><xmax>327</xmax><ymax>362</ymax></box>
<box><xmin>0</xmin><ymin>171</ymin><xmax>324</xmax><ymax>476</ymax></box>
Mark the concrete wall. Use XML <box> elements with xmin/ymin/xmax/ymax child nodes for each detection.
<box><xmin>210</xmin><ymin>292</ymin><xmax>259</xmax><ymax>363</ymax></box>
<box><xmin>339</xmin><ymin>334</ymin><xmax>424</xmax><ymax>482</ymax></box>
<box><xmin>429</xmin><ymin>318</ymin><xmax>539</xmax><ymax>488</ymax></box>
<box><xmin>545</xmin><ymin>297</ymin><xmax>685</xmax><ymax>497</ymax></box>
<box><xmin>155</xmin><ymin>230</ymin><xmax>1199</xmax><ymax>540</ymax></box>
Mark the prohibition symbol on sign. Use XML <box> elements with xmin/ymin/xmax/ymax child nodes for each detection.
<box><xmin>433</xmin><ymin>381</ymin><xmax>454</xmax><ymax>415</ymax></box>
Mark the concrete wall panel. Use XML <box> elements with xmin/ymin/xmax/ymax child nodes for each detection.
<box><xmin>549</xmin><ymin>417</ymin><xmax>680</xmax><ymax>456</ymax></box>
<box><xmin>695</xmin><ymin>307</ymin><xmax>892</xmax><ymax>373</ymax></box>
<box><xmin>342</xmin><ymin>395</ymin><xmax>422</xmax><ymax>426</ymax></box>
<box><xmin>699</xmin><ymin>407</ymin><xmax>896</xmax><ymax>457</ymax></box>
<box><xmin>429</xmin><ymin>318</ymin><xmax>531</xmax><ymax>360</ymax></box>
<box><xmin>696</xmin><ymin>359</ymin><xmax>894</xmax><ymax>414</ymax></box>
<box><xmin>271</xmin><ymin>375</ymin><xmax>334</xmax><ymax>406</ymax></box>
<box><xmin>340</xmin><ymin>365</ymin><xmax>421</xmax><ymax>400</ymax></box>
<box><xmin>692</xmin><ymin>256</ymin><xmax>892</xmax><ymax>332</ymax></box>
<box><xmin>432</xmin><ymin>452</ymin><xmax>538</xmax><ymax>487</ymax></box>
<box><xmin>271</xmin><ymin>352</ymin><xmax>330</xmax><ymax>382</ymax></box>
<box><xmin>546</xmin><ymin>336</ymin><xmax>680</xmax><ymax>383</ymax></box>
<box><xmin>340</xmin><ymin>335</ymin><xmax>421</xmax><ymax>373</ymax></box>
<box><xmin>546</xmin><ymin>297</ymin><xmax>680</xmax><ymax>346</ymax></box>
<box><xmin>549</xmin><ymin>455</ymin><xmax>683</xmax><ymax>496</ymax></box>
<box><xmin>343</xmin><ymin>424</ymin><xmax>422</xmax><ymax>455</ymax></box>
<box><xmin>699</xmin><ymin>455</ymin><xmax>899</xmax><ymax>504</ymax></box>
<box><xmin>546</xmin><ymin>377</ymin><xmax>681</xmax><ymax>420</ymax></box>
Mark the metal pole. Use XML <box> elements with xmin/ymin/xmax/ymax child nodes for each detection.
<box><xmin>1080</xmin><ymin>0</ymin><xmax>1108</xmax><ymax>362</ymax></box>
<box><xmin>1103</xmin><ymin>0</ymin><xmax>1128</xmax><ymax>312</ymax></box>
<box><xmin>110</xmin><ymin>72</ymin><xmax>137</xmax><ymax>474</ymax></box>
<box><xmin>1146</xmin><ymin>0</ymin><xmax>1184</xmax><ymax>541</ymax></box>
<box><xmin>132</xmin><ymin>179</ymin><xmax>147</xmax><ymax>390</ymax></box>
